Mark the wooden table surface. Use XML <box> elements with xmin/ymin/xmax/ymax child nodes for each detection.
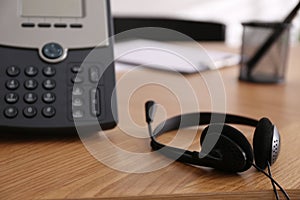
<box><xmin>1</xmin><ymin>43</ymin><xmax>300</xmax><ymax>200</ymax></box>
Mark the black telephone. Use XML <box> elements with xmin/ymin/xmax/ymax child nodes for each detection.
<box><xmin>0</xmin><ymin>0</ymin><xmax>118</xmax><ymax>134</ymax></box>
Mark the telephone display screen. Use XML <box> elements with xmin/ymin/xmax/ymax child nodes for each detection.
<box><xmin>21</xmin><ymin>0</ymin><xmax>83</xmax><ymax>18</ymax></box>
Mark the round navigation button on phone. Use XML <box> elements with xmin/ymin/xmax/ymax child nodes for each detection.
<box><xmin>42</xmin><ymin>43</ymin><xmax>63</xmax><ymax>59</ymax></box>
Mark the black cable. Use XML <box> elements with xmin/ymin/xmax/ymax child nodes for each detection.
<box><xmin>252</xmin><ymin>163</ymin><xmax>290</xmax><ymax>200</ymax></box>
<box><xmin>267</xmin><ymin>161</ymin><xmax>280</xmax><ymax>200</ymax></box>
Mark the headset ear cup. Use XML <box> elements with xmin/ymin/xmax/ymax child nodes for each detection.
<box><xmin>200</xmin><ymin>124</ymin><xmax>253</xmax><ymax>172</ymax></box>
<box><xmin>253</xmin><ymin>118</ymin><xmax>274</xmax><ymax>169</ymax></box>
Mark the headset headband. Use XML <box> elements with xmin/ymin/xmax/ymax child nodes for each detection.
<box><xmin>152</xmin><ymin>112</ymin><xmax>259</xmax><ymax>137</ymax></box>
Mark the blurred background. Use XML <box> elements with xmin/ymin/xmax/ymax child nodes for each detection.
<box><xmin>111</xmin><ymin>0</ymin><xmax>300</xmax><ymax>46</ymax></box>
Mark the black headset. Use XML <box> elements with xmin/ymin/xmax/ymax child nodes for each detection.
<box><xmin>145</xmin><ymin>100</ymin><xmax>281</xmax><ymax>173</ymax></box>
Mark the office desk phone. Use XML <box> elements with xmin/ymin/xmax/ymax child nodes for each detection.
<box><xmin>0</xmin><ymin>0</ymin><xmax>117</xmax><ymax>134</ymax></box>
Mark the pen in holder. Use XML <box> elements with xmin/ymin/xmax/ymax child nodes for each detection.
<box><xmin>239</xmin><ymin>22</ymin><xmax>291</xmax><ymax>83</ymax></box>
<box><xmin>239</xmin><ymin>1</ymin><xmax>300</xmax><ymax>83</ymax></box>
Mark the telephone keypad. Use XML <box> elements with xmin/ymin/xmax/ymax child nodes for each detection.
<box><xmin>3</xmin><ymin>65</ymin><xmax>58</xmax><ymax>120</ymax></box>
<box><xmin>3</xmin><ymin>63</ymin><xmax>104</xmax><ymax>121</ymax></box>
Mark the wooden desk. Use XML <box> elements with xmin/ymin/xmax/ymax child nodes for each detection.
<box><xmin>1</xmin><ymin>43</ymin><xmax>300</xmax><ymax>200</ymax></box>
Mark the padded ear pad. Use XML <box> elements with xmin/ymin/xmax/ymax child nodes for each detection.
<box><xmin>200</xmin><ymin>124</ymin><xmax>253</xmax><ymax>172</ymax></box>
<box><xmin>253</xmin><ymin>118</ymin><xmax>274</xmax><ymax>170</ymax></box>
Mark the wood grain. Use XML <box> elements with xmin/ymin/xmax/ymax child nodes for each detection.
<box><xmin>0</xmin><ymin>43</ymin><xmax>300</xmax><ymax>200</ymax></box>
<box><xmin>51</xmin><ymin>190</ymin><xmax>300</xmax><ymax>200</ymax></box>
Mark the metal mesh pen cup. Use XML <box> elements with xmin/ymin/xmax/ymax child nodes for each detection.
<box><xmin>239</xmin><ymin>22</ymin><xmax>291</xmax><ymax>83</ymax></box>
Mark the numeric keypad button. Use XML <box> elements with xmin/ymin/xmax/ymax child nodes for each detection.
<box><xmin>24</xmin><ymin>79</ymin><xmax>38</xmax><ymax>90</ymax></box>
<box><xmin>42</xmin><ymin>106</ymin><xmax>56</xmax><ymax>118</ymax></box>
<box><xmin>4</xmin><ymin>107</ymin><xmax>18</xmax><ymax>118</ymax></box>
<box><xmin>24</xmin><ymin>92</ymin><xmax>38</xmax><ymax>104</ymax></box>
<box><xmin>6</xmin><ymin>66</ymin><xmax>20</xmax><ymax>77</ymax></box>
<box><xmin>6</xmin><ymin>79</ymin><xmax>20</xmax><ymax>90</ymax></box>
<box><xmin>5</xmin><ymin>93</ymin><xmax>19</xmax><ymax>104</ymax></box>
<box><xmin>23</xmin><ymin>106</ymin><xmax>37</xmax><ymax>118</ymax></box>
<box><xmin>42</xmin><ymin>92</ymin><xmax>56</xmax><ymax>103</ymax></box>
<box><xmin>25</xmin><ymin>66</ymin><xmax>38</xmax><ymax>77</ymax></box>
<box><xmin>43</xmin><ymin>66</ymin><xmax>56</xmax><ymax>77</ymax></box>
<box><xmin>43</xmin><ymin>79</ymin><xmax>56</xmax><ymax>90</ymax></box>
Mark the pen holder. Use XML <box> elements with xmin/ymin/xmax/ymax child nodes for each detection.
<box><xmin>239</xmin><ymin>22</ymin><xmax>291</xmax><ymax>83</ymax></box>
